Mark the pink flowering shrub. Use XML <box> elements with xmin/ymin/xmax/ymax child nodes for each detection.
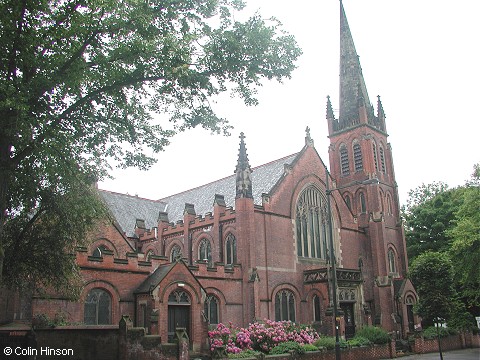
<box><xmin>208</xmin><ymin>319</ymin><xmax>319</xmax><ymax>354</ymax></box>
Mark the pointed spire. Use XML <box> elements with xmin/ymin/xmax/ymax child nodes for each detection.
<box><xmin>235</xmin><ymin>132</ymin><xmax>253</xmax><ymax>199</ymax></box>
<box><xmin>339</xmin><ymin>0</ymin><xmax>372</xmax><ymax>129</ymax></box>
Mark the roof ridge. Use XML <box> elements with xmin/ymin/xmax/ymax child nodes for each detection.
<box><xmin>158</xmin><ymin>152</ymin><xmax>299</xmax><ymax>201</ymax></box>
<box><xmin>98</xmin><ymin>188</ymin><xmax>165</xmax><ymax>203</ymax></box>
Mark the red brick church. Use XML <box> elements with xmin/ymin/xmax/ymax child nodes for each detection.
<box><xmin>13</xmin><ymin>1</ymin><xmax>417</xmax><ymax>352</ymax></box>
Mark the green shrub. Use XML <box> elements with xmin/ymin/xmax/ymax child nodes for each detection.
<box><xmin>269</xmin><ymin>341</ymin><xmax>305</xmax><ymax>355</ymax></box>
<box><xmin>355</xmin><ymin>326</ymin><xmax>390</xmax><ymax>344</ymax></box>
<box><xmin>228</xmin><ymin>349</ymin><xmax>261</xmax><ymax>358</ymax></box>
<box><xmin>422</xmin><ymin>326</ymin><xmax>457</xmax><ymax>340</ymax></box>
<box><xmin>301</xmin><ymin>344</ymin><xmax>319</xmax><ymax>352</ymax></box>
<box><xmin>313</xmin><ymin>337</ymin><xmax>347</xmax><ymax>350</ymax></box>
<box><xmin>347</xmin><ymin>336</ymin><xmax>372</xmax><ymax>347</ymax></box>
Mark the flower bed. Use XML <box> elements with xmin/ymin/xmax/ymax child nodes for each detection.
<box><xmin>208</xmin><ymin>320</ymin><xmax>319</xmax><ymax>355</ymax></box>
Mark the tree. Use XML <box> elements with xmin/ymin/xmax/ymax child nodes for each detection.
<box><xmin>403</xmin><ymin>184</ymin><xmax>464</xmax><ymax>261</ymax></box>
<box><xmin>409</xmin><ymin>252</ymin><xmax>456</xmax><ymax>325</ymax></box>
<box><xmin>0</xmin><ymin>0</ymin><xmax>302</xmax><ymax>289</ymax></box>
<box><xmin>409</xmin><ymin>252</ymin><xmax>457</xmax><ymax>360</ymax></box>
<box><xmin>448</xmin><ymin>166</ymin><xmax>480</xmax><ymax>307</ymax></box>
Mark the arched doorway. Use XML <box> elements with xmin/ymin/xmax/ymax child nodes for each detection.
<box><xmin>167</xmin><ymin>290</ymin><xmax>191</xmax><ymax>342</ymax></box>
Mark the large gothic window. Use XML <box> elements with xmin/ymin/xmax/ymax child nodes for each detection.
<box><xmin>275</xmin><ymin>290</ymin><xmax>296</xmax><ymax>322</ymax></box>
<box><xmin>84</xmin><ymin>288</ymin><xmax>111</xmax><ymax>325</ymax></box>
<box><xmin>339</xmin><ymin>145</ymin><xmax>350</xmax><ymax>176</ymax></box>
<box><xmin>204</xmin><ymin>295</ymin><xmax>219</xmax><ymax>325</ymax></box>
<box><xmin>353</xmin><ymin>142</ymin><xmax>363</xmax><ymax>172</ymax></box>
<box><xmin>296</xmin><ymin>186</ymin><xmax>328</xmax><ymax>259</ymax></box>
<box><xmin>225</xmin><ymin>233</ymin><xmax>237</xmax><ymax>265</ymax></box>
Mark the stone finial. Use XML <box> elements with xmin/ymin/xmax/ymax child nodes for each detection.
<box><xmin>305</xmin><ymin>126</ymin><xmax>314</xmax><ymax>147</ymax></box>
<box><xmin>326</xmin><ymin>95</ymin><xmax>335</xmax><ymax>119</ymax></box>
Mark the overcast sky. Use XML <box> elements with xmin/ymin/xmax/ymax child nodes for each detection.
<box><xmin>99</xmin><ymin>0</ymin><xmax>480</xmax><ymax>206</ymax></box>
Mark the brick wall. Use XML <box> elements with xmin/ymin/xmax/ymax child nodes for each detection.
<box><xmin>413</xmin><ymin>333</ymin><xmax>480</xmax><ymax>354</ymax></box>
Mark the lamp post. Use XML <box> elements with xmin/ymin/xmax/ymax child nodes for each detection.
<box><xmin>325</xmin><ymin>171</ymin><xmax>379</xmax><ymax>360</ymax></box>
<box><xmin>325</xmin><ymin>172</ymin><xmax>342</xmax><ymax>360</ymax></box>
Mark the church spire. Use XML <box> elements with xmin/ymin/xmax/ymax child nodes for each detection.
<box><xmin>339</xmin><ymin>0</ymin><xmax>375</xmax><ymax>131</ymax></box>
<box><xmin>235</xmin><ymin>132</ymin><xmax>253</xmax><ymax>199</ymax></box>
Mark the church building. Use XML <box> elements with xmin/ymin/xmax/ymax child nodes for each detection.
<box><xmin>29</xmin><ymin>1</ymin><xmax>417</xmax><ymax>352</ymax></box>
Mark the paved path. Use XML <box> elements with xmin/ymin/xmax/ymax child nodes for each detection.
<box><xmin>382</xmin><ymin>348</ymin><xmax>480</xmax><ymax>360</ymax></box>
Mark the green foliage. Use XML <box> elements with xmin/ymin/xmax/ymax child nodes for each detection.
<box><xmin>313</xmin><ymin>337</ymin><xmax>347</xmax><ymax>350</ymax></box>
<box><xmin>227</xmin><ymin>349</ymin><xmax>261</xmax><ymax>359</ymax></box>
<box><xmin>448</xmin><ymin>176</ymin><xmax>480</xmax><ymax>306</ymax></box>
<box><xmin>422</xmin><ymin>326</ymin><xmax>457</xmax><ymax>340</ymax></box>
<box><xmin>354</xmin><ymin>326</ymin><xmax>390</xmax><ymax>345</ymax></box>
<box><xmin>2</xmin><ymin>180</ymin><xmax>110</xmax><ymax>296</ymax></box>
<box><xmin>409</xmin><ymin>252</ymin><xmax>457</xmax><ymax>324</ymax></box>
<box><xmin>403</xmin><ymin>184</ymin><xmax>464</xmax><ymax>261</ymax></box>
<box><xmin>0</xmin><ymin>0</ymin><xmax>301</xmax><ymax>286</ymax></box>
<box><xmin>301</xmin><ymin>344</ymin><xmax>319</xmax><ymax>352</ymax></box>
<box><xmin>269</xmin><ymin>341</ymin><xmax>305</xmax><ymax>355</ymax></box>
<box><xmin>32</xmin><ymin>311</ymin><xmax>73</xmax><ymax>328</ymax></box>
<box><xmin>347</xmin><ymin>336</ymin><xmax>372</xmax><ymax>347</ymax></box>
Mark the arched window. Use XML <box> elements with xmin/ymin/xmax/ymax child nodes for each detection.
<box><xmin>92</xmin><ymin>245</ymin><xmax>108</xmax><ymax>258</ymax></box>
<box><xmin>295</xmin><ymin>186</ymin><xmax>327</xmax><ymax>259</ymax></box>
<box><xmin>379</xmin><ymin>146</ymin><xmax>386</xmax><ymax>173</ymax></box>
<box><xmin>372</xmin><ymin>142</ymin><xmax>379</xmax><ymax>171</ymax></box>
<box><xmin>275</xmin><ymin>290</ymin><xmax>296</xmax><ymax>322</ymax></box>
<box><xmin>204</xmin><ymin>295</ymin><xmax>219</xmax><ymax>325</ymax></box>
<box><xmin>313</xmin><ymin>295</ymin><xmax>321</xmax><ymax>322</ymax></box>
<box><xmin>353</xmin><ymin>142</ymin><xmax>363</xmax><ymax>172</ymax></box>
<box><xmin>168</xmin><ymin>290</ymin><xmax>190</xmax><ymax>304</ymax></box>
<box><xmin>84</xmin><ymin>288</ymin><xmax>111</xmax><ymax>325</ymax></box>
<box><xmin>386</xmin><ymin>194</ymin><xmax>393</xmax><ymax>215</ymax></box>
<box><xmin>359</xmin><ymin>192</ymin><xmax>367</xmax><ymax>213</ymax></box>
<box><xmin>339</xmin><ymin>145</ymin><xmax>350</xmax><ymax>176</ymax></box>
<box><xmin>145</xmin><ymin>249</ymin><xmax>154</xmax><ymax>261</ymax></box>
<box><xmin>225</xmin><ymin>233</ymin><xmax>236</xmax><ymax>265</ymax></box>
<box><xmin>198</xmin><ymin>239</ymin><xmax>212</xmax><ymax>263</ymax></box>
<box><xmin>388</xmin><ymin>248</ymin><xmax>397</xmax><ymax>274</ymax></box>
<box><xmin>171</xmin><ymin>245</ymin><xmax>182</xmax><ymax>262</ymax></box>
<box><xmin>344</xmin><ymin>195</ymin><xmax>352</xmax><ymax>211</ymax></box>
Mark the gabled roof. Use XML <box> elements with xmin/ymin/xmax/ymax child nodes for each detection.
<box><xmin>134</xmin><ymin>260</ymin><xmax>206</xmax><ymax>295</ymax></box>
<box><xmin>99</xmin><ymin>153</ymin><xmax>298</xmax><ymax>237</ymax></box>
<box><xmin>135</xmin><ymin>262</ymin><xmax>175</xmax><ymax>294</ymax></box>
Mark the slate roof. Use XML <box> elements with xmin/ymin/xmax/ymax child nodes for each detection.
<box><xmin>99</xmin><ymin>153</ymin><xmax>298</xmax><ymax>237</ymax></box>
<box><xmin>160</xmin><ymin>153</ymin><xmax>298</xmax><ymax>222</ymax></box>
<box><xmin>135</xmin><ymin>263</ymin><xmax>175</xmax><ymax>294</ymax></box>
<box><xmin>99</xmin><ymin>191</ymin><xmax>167</xmax><ymax>238</ymax></box>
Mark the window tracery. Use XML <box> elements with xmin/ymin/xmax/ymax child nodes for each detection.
<box><xmin>295</xmin><ymin>186</ymin><xmax>328</xmax><ymax>259</ymax></box>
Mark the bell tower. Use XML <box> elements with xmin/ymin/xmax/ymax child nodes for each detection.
<box><xmin>326</xmin><ymin>0</ymin><xmax>409</xmax><ymax>332</ymax></box>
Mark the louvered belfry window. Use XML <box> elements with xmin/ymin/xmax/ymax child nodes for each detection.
<box><xmin>353</xmin><ymin>143</ymin><xmax>363</xmax><ymax>172</ymax></box>
<box><xmin>340</xmin><ymin>145</ymin><xmax>350</xmax><ymax>176</ymax></box>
